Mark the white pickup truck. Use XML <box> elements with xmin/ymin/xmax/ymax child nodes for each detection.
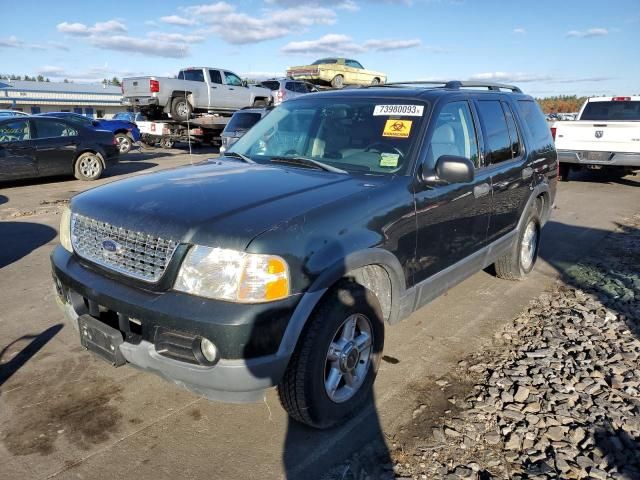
<box><xmin>553</xmin><ymin>96</ymin><xmax>640</xmax><ymax>180</ymax></box>
<box><xmin>122</xmin><ymin>67</ymin><xmax>272</xmax><ymax>122</ymax></box>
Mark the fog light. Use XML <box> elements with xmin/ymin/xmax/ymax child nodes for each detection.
<box><xmin>200</xmin><ymin>338</ymin><xmax>217</xmax><ymax>363</ymax></box>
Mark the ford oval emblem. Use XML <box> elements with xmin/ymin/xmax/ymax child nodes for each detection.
<box><xmin>102</xmin><ymin>239</ymin><xmax>119</xmax><ymax>253</ymax></box>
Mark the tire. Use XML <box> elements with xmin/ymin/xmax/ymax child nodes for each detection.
<box><xmin>114</xmin><ymin>133</ymin><xmax>132</xmax><ymax>154</ymax></box>
<box><xmin>558</xmin><ymin>163</ymin><xmax>570</xmax><ymax>182</ymax></box>
<box><xmin>371</xmin><ymin>77</ymin><xmax>381</xmax><ymax>86</ymax></box>
<box><xmin>494</xmin><ymin>200</ymin><xmax>541</xmax><ymax>281</ymax></box>
<box><xmin>74</xmin><ymin>152</ymin><xmax>104</xmax><ymax>181</ymax></box>
<box><xmin>278</xmin><ymin>282</ymin><xmax>384</xmax><ymax>429</ymax></box>
<box><xmin>170</xmin><ymin>96</ymin><xmax>192</xmax><ymax>121</ymax></box>
<box><xmin>331</xmin><ymin>75</ymin><xmax>344</xmax><ymax>89</ymax></box>
<box><xmin>159</xmin><ymin>138</ymin><xmax>175</xmax><ymax>149</ymax></box>
<box><xmin>253</xmin><ymin>99</ymin><xmax>267</xmax><ymax>108</ymax></box>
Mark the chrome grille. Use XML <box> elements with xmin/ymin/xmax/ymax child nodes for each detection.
<box><xmin>71</xmin><ymin>213</ymin><xmax>179</xmax><ymax>283</ymax></box>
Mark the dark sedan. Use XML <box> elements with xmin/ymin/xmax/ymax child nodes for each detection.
<box><xmin>0</xmin><ymin>115</ymin><xmax>119</xmax><ymax>181</ymax></box>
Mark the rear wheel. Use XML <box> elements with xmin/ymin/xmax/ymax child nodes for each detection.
<box><xmin>159</xmin><ymin>137</ymin><xmax>175</xmax><ymax>149</ymax></box>
<box><xmin>114</xmin><ymin>133</ymin><xmax>132</xmax><ymax>154</ymax></box>
<box><xmin>170</xmin><ymin>96</ymin><xmax>192</xmax><ymax>121</ymax></box>
<box><xmin>74</xmin><ymin>152</ymin><xmax>104</xmax><ymax>181</ymax></box>
<box><xmin>331</xmin><ymin>75</ymin><xmax>344</xmax><ymax>89</ymax></box>
<box><xmin>494</xmin><ymin>200</ymin><xmax>541</xmax><ymax>280</ymax></box>
<box><xmin>371</xmin><ymin>77</ymin><xmax>381</xmax><ymax>86</ymax></box>
<box><xmin>278</xmin><ymin>282</ymin><xmax>384</xmax><ymax>429</ymax></box>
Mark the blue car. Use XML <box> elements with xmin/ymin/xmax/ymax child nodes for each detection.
<box><xmin>37</xmin><ymin>112</ymin><xmax>141</xmax><ymax>154</ymax></box>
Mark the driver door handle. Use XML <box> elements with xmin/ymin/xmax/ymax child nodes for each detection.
<box><xmin>473</xmin><ymin>183</ymin><xmax>491</xmax><ymax>198</ymax></box>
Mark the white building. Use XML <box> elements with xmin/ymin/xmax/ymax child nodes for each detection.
<box><xmin>0</xmin><ymin>80</ymin><xmax>123</xmax><ymax>118</ymax></box>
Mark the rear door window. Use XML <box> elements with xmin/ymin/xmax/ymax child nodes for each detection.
<box><xmin>476</xmin><ymin>100</ymin><xmax>512</xmax><ymax>164</ymax></box>
<box><xmin>501</xmin><ymin>101</ymin><xmax>522</xmax><ymax>158</ymax></box>
<box><xmin>179</xmin><ymin>69</ymin><xmax>205</xmax><ymax>82</ymax></box>
<box><xmin>0</xmin><ymin>119</ymin><xmax>31</xmax><ymax>142</ymax></box>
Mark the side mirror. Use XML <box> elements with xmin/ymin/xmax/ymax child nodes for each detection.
<box><xmin>242</xmin><ymin>80</ymin><xmax>248</xmax><ymax>87</ymax></box>
<box><xmin>421</xmin><ymin>155</ymin><xmax>475</xmax><ymax>185</ymax></box>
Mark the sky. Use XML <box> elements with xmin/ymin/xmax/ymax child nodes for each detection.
<box><xmin>0</xmin><ymin>0</ymin><xmax>638</xmax><ymax>97</ymax></box>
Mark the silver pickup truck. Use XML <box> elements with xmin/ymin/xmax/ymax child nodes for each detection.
<box><xmin>122</xmin><ymin>67</ymin><xmax>273</xmax><ymax>121</ymax></box>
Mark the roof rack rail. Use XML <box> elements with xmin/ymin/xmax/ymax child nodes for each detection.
<box><xmin>377</xmin><ymin>80</ymin><xmax>522</xmax><ymax>93</ymax></box>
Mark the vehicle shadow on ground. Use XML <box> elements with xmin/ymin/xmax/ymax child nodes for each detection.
<box><xmin>0</xmin><ymin>324</ymin><xmax>63</xmax><ymax>388</ymax></box>
<box><xmin>0</xmin><ymin>221</ymin><xmax>57</xmax><ymax>268</ymax></box>
<box><xmin>537</xmin><ymin>220</ymin><xmax>640</xmax><ymax>477</ymax></box>
<box><xmin>562</xmin><ymin>169</ymin><xmax>640</xmax><ymax>186</ymax></box>
<box><xmin>0</xmin><ymin>194</ymin><xmax>7</xmax><ymax>205</ymax></box>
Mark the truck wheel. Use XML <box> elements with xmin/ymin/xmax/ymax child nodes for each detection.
<box><xmin>278</xmin><ymin>282</ymin><xmax>384</xmax><ymax>429</ymax></box>
<box><xmin>558</xmin><ymin>163</ymin><xmax>570</xmax><ymax>182</ymax></box>
<box><xmin>114</xmin><ymin>133</ymin><xmax>132</xmax><ymax>154</ymax></box>
<box><xmin>74</xmin><ymin>152</ymin><xmax>104</xmax><ymax>181</ymax></box>
<box><xmin>494</xmin><ymin>200</ymin><xmax>541</xmax><ymax>281</ymax></box>
<box><xmin>170</xmin><ymin>96</ymin><xmax>192</xmax><ymax>121</ymax></box>
<box><xmin>253</xmin><ymin>99</ymin><xmax>267</xmax><ymax>107</ymax></box>
<box><xmin>331</xmin><ymin>75</ymin><xmax>344</xmax><ymax>89</ymax></box>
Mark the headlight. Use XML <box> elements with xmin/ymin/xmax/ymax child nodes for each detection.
<box><xmin>59</xmin><ymin>207</ymin><xmax>73</xmax><ymax>253</ymax></box>
<box><xmin>174</xmin><ymin>246</ymin><xmax>290</xmax><ymax>303</ymax></box>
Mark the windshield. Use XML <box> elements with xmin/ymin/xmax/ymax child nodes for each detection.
<box><xmin>228</xmin><ymin>98</ymin><xmax>428</xmax><ymax>175</ymax></box>
<box><xmin>113</xmin><ymin>113</ymin><xmax>130</xmax><ymax>120</ymax></box>
<box><xmin>581</xmin><ymin>100</ymin><xmax>640</xmax><ymax>121</ymax></box>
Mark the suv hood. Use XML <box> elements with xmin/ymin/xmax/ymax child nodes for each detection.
<box><xmin>70</xmin><ymin>159</ymin><xmax>375</xmax><ymax>250</ymax></box>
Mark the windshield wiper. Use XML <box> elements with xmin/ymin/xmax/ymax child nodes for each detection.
<box><xmin>223</xmin><ymin>151</ymin><xmax>255</xmax><ymax>163</ymax></box>
<box><xmin>269</xmin><ymin>156</ymin><xmax>347</xmax><ymax>174</ymax></box>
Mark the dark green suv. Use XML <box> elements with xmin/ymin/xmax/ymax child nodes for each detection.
<box><xmin>52</xmin><ymin>81</ymin><xmax>557</xmax><ymax>428</ymax></box>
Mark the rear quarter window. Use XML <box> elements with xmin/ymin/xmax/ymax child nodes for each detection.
<box><xmin>260</xmin><ymin>81</ymin><xmax>280</xmax><ymax>91</ymax></box>
<box><xmin>516</xmin><ymin>100</ymin><xmax>553</xmax><ymax>145</ymax></box>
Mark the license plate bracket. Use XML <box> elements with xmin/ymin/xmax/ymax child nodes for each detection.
<box><xmin>78</xmin><ymin>315</ymin><xmax>126</xmax><ymax>366</ymax></box>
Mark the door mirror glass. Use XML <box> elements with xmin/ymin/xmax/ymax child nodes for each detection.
<box><xmin>435</xmin><ymin>155</ymin><xmax>475</xmax><ymax>184</ymax></box>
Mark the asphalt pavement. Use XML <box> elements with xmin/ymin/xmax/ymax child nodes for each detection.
<box><xmin>1</xmin><ymin>150</ymin><xmax>639</xmax><ymax>480</ymax></box>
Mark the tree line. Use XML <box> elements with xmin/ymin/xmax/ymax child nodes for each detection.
<box><xmin>0</xmin><ymin>74</ymin><xmax>122</xmax><ymax>86</ymax></box>
<box><xmin>535</xmin><ymin>95</ymin><xmax>588</xmax><ymax>114</ymax></box>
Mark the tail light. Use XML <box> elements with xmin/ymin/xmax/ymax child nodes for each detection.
<box><xmin>550</xmin><ymin>127</ymin><xmax>557</xmax><ymax>141</ymax></box>
<box><xmin>150</xmin><ymin>79</ymin><xmax>160</xmax><ymax>93</ymax></box>
<box><xmin>277</xmin><ymin>90</ymin><xmax>285</xmax><ymax>103</ymax></box>
<box><xmin>612</xmin><ymin>96</ymin><xmax>630</xmax><ymax>101</ymax></box>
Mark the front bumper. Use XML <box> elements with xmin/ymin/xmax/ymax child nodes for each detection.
<box><xmin>51</xmin><ymin>246</ymin><xmax>296</xmax><ymax>402</ymax></box>
<box><xmin>558</xmin><ymin>150</ymin><xmax>640</xmax><ymax>167</ymax></box>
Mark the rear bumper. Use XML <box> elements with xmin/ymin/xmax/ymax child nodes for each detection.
<box><xmin>558</xmin><ymin>150</ymin><xmax>640</xmax><ymax>167</ymax></box>
<box><xmin>51</xmin><ymin>246</ymin><xmax>296</xmax><ymax>402</ymax></box>
<box><xmin>128</xmin><ymin>97</ymin><xmax>160</xmax><ymax>108</ymax></box>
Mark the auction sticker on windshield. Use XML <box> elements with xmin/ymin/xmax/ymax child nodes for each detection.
<box><xmin>382</xmin><ymin>119</ymin><xmax>413</xmax><ymax>138</ymax></box>
<box><xmin>373</xmin><ymin>105</ymin><xmax>424</xmax><ymax>116</ymax></box>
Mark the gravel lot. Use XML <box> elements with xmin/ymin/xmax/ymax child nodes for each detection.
<box><xmin>378</xmin><ymin>214</ymin><xmax>640</xmax><ymax>480</ymax></box>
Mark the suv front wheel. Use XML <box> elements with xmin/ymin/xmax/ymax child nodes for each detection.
<box><xmin>278</xmin><ymin>282</ymin><xmax>384</xmax><ymax>429</ymax></box>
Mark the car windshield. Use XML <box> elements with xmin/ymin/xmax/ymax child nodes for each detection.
<box><xmin>228</xmin><ymin>98</ymin><xmax>428</xmax><ymax>175</ymax></box>
<box><xmin>113</xmin><ymin>113</ymin><xmax>130</xmax><ymax>120</ymax></box>
<box><xmin>580</xmin><ymin>100</ymin><xmax>640</xmax><ymax>121</ymax></box>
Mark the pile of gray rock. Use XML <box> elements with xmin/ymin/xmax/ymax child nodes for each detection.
<box><xmin>396</xmin><ymin>216</ymin><xmax>640</xmax><ymax>479</ymax></box>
